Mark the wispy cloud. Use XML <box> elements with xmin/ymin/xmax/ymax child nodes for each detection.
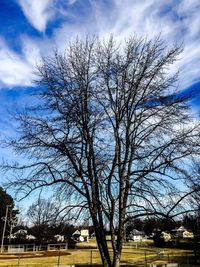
<box><xmin>0</xmin><ymin>0</ymin><xmax>200</xmax><ymax>89</ymax></box>
<box><xmin>17</xmin><ymin>0</ymin><xmax>78</xmax><ymax>32</ymax></box>
<box><xmin>0</xmin><ymin>39</ymin><xmax>34</xmax><ymax>87</ymax></box>
<box><xmin>18</xmin><ymin>0</ymin><xmax>54</xmax><ymax>32</ymax></box>
<box><xmin>68</xmin><ymin>0</ymin><xmax>77</xmax><ymax>5</ymax></box>
<box><xmin>43</xmin><ymin>0</ymin><xmax>199</xmax><ymax>89</ymax></box>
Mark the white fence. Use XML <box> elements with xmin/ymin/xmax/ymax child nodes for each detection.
<box><xmin>1</xmin><ymin>243</ymin><xmax>68</xmax><ymax>253</ymax></box>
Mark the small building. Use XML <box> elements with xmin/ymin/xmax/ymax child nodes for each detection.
<box><xmin>176</xmin><ymin>226</ymin><xmax>187</xmax><ymax>237</ymax></box>
<box><xmin>183</xmin><ymin>230</ymin><xmax>194</xmax><ymax>239</ymax></box>
<box><xmin>171</xmin><ymin>226</ymin><xmax>194</xmax><ymax>239</ymax></box>
<box><xmin>9</xmin><ymin>229</ymin><xmax>28</xmax><ymax>240</ymax></box>
<box><xmin>72</xmin><ymin>229</ymin><xmax>89</xmax><ymax>242</ymax></box>
<box><xmin>26</xmin><ymin>234</ymin><xmax>36</xmax><ymax>241</ymax></box>
<box><xmin>72</xmin><ymin>230</ymin><xmax>81</xmax><ymax>241</ymax></box>
<box><xmin>54</xmin><ymin>234</ymin><xmax>65</xmax><ymax>242</ymax></box>
<box><xmin>9</xmin><ymin>230</ymin><xmax>36</xmax><ymax>241</ymax></box>
<box><xmin>80</xmin><ymin>229</ymin><xmax>89</xmax><ymax>242</ymax></box>
<box><xmin>127</xmin><ymin>229</ymin><xmax>145</xmax><ymax>241</ymax></box>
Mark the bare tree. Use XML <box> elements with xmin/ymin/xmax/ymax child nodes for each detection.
<box><xmin>3</xmin><ymin>36</ymin><xmax>200</xmax><ymax>267</ymax></box>
<box><xmin>27</xmin><ymin>198</ymin><xmax>58</xmax><ymax>226</ymax></box>
<box><xmin>187</xmin><ymin>161</ymin><xmax>200</xmax><ymax>238</ymax></box>
<box><xmin>27</xmin><ymin>198</ymin><xmax>59</xmax><ymax>243</ymax></box>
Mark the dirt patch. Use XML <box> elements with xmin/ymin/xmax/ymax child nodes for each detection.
<box><xmin>0</xmin><ymin>250</ymin><xmax>70</xmax><ymax>259</ymax></box>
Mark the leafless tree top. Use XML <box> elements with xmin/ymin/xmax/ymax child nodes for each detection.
<box><xmin>2</xmin><ymin>36</ymin><xmax>200</xmax><ymax>267</ymax></box>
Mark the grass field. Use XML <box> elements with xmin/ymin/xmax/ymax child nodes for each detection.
<box><xmin>0</xmin><ymin>248</ymin><xmax>158</xmax><ymax>266</ymax></box>
<box><xmin>0</xmin><ymin>239</ymin><xmax>198</xmax><ymax>266</ymax></box>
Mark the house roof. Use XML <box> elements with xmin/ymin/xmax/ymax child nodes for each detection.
<box><xmin>131</xmin><ymin>229</ymin><xmax>144</xmax><ymax>235</ymax></box>
<box><xmin>177</xmin><ymin>226</ymin><xmax>187</xmax><ymax>232</ymax></box>
<box><xmin>72</xmin><ymin>230</ymin><xmax>81</xmax><ymax>236</ymax></box>
<box><xmin>15</xmin><ymin>229</ymin><xmax>27</xmax><ymax>235</ymax></box>
<box><xmin>26</xmin><ymin>235</ymin><xmax>36</xmax><ymax>240</ymax></box>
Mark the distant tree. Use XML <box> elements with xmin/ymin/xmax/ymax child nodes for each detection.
<box><xmin>126</xmin><ymin>218</ymin><xmax>143</xmax><ymax>237</ymax></box>
<box><xmin>153</xmin><ymin>231</ymin><xmax>165</xmax><ymax>247</ymax></box>
<box><xmin>126</xmin><ymin>217</ymin><xmax>177</xmax><ymax>237</ymax></box>
<box><xmin>27</xmin><ymin>198</ymin><xmax>59</xmax><ymax>243</ymax></box>
<box><xmin>182</xmin><ymin>213</ymin><xmax>200</xmax><ymax>239</ymax></box>
<box><xmin>0</xmin><ymin>187</ymin><xmax>17</xmax><ymax>243</ymax></box>
<box><xmin>3</xmin><ymin>36</ymin><xmax>200</xmax><ymax>267</ymax></box>
<box><xmin>185</xmin><ymin>161</ymin><xmax>200</xmax><ymax>238</ymax></box>
<box><xmin>157</xmin><ymin>218</ymin><xmax>177</xmax><ymax>232</ymax></box>
<box><xmin>143</xmin><ymin>218</ymin><xmax>157</xmax><ymax>236</ymax></box>
<box><xmin>49</xmin><ymin>222</ymin><xmax>75</xmax><ymax>239</ymax></box>
<box><xmin>183</xmin><ymin>214</ymin><xmax>196</xmax><ymax>231</ymax></box>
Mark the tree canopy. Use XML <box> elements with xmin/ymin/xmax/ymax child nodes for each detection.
<box><xmin>0</xmin><ymin>187</ymin><xmax>14</xmax><ymax>218</ymax></box>
<box><xmin>0</xmin><ymin>187</ymin><xmax>17</xmax><ymax>243</ymax></box>
<box><xmin>26</xmin><ymin>198</ymin><xmax>59</xmax><ymax>243</ymax></box>
<box><xmin>2</xmin><ymin>36</ymin><xmax>200</xmax><ymax>267</ymax></box>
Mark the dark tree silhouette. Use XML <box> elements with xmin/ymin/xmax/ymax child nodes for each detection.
<box><xmin>27</xmin><ymin>198</ymin><xmax>59</xmax><ymax>243</ymax></box>
<box><xmin>0</xmin><ymin>187</ymin><xmax>18</xmax><ymax>247</ymax></box>
<box><xmin>3</xmin><ymin>36</ymin><xmax>200</xmax><ymax>267</ymax></box>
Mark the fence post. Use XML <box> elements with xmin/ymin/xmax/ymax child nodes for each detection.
<box><xmin>194</xmin><ymin>248</ymin><xmax>197</xmax><ymax>264</ymax></box>
<box><xmin>144</xmin><ymin>250</ymin><xmax>147</xmax><ymax>267</ymax></box>
<box><xmin>57</xmin><ymin>250</ymin><xmax>61</xmax><ymax>266</ymax></box>
<box><xmin>90</xmin><ymin>250</ymin><xmax>93</xmax><ymax>266</ymax></box>
<box><xmin>18</xmin><ymin>254</ymin><xmax>20</xmax><ymax>267</ymax></box>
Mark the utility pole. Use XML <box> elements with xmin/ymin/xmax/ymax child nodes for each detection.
<box><xmin>1</xmin><ymin>205</ymin><xmax>11</xmax><ymax>253</ymax></box>
<box><xmin>8</xmin><ymin>211</ymin><xmax>18</xmax><ymax>244</ymax></box>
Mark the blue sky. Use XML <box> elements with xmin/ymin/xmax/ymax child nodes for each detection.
<box><xmin>0</xmin><ymin>0</ymin><xmax>200</xmax><ymax>205</ymax></box>
<box><xmin>0</xmin><ymin>0</ymin><xmax>200</xmax><ymax>89</ymax></box>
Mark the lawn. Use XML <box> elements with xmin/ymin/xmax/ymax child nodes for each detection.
<box><xmin>0</xmin><ymin>239</ymin><xmax>198</xmax><ymax>266</ymax></box>
<box><xmin>0</xmin><ymin>248</ymin><xmax>159</xmax><ymax>266</ymax></box>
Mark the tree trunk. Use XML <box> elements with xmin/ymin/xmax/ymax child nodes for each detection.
<box><xmin>113</xmin><ymin>252</ymin><xmax>121</xmax><ymax>267</ymax></box>
<box><xmin>91</xmin><ymin>213</ymin><xmax>112</xmax><ymax>267</ymax></box>
<box><xmin>95</xmin><ymin>229</ymin><xmax>112</xmax><ymax>267</ymax></box>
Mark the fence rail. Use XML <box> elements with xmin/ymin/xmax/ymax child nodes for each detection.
<box><xmin>1</xmin><ymin>243</ymin><xmax>68</xmax><ymax>253</ymax></box>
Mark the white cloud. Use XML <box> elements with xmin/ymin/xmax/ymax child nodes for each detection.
<box><xmin>68</xmin><ymin>0</ymin><xmax>77</xmax><ymax>5</ymax></box>
<box><xmin>1</xmin><ymin>0</ymin><xmax>200</xmax><ymax>89</ymax></box>
<box><xmin>21</xmin><ymin>36</ymin><xmax>42</xmax><ymax>66</ymax></box>
<box><xmin>0</xmin><ymin>39</ymin><xmax>35</xmax><ymax>87</ymax></box>
<box><xmin>76</xmin><ymin>0</ymin><xmax>200</xmax><ymax>89</ymax></box>
<box><xmin>18</xmin><ymin>0</ymin><xmax>77</xmax><ymax>32</ymax></box>
<box><xmin>18</xmin><ymin>0</ymin><xmax>54</xmax><ymax>32</ymax></box>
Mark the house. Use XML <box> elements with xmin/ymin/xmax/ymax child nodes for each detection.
<box><xmin>183</xmin><ymin>230</ymin><xmax>194</xmax><ymax>239</ymax></box>
<box><xmin>72</xmin><ymin>229</ymin><xmax>89</xmax><ymax>242</ymax></box>
<box><xmin>171</xmin><ymin>226</ymin><xmax>194</xmax><ymax>239</ymax></box>
<box><xmin>26</xmin><ymin>235</ymin><xmax>36</xmax><ymax>241</ymax></box>
<box><xmin>72</xmin><ymin>230</ymin><xmax>81</xmax><ymax>241</ymax></box>
<box><xmin>54</xmin><ymin>234</ymin><xmax>65</xmax><ymax>242</ymax></box>
<box><xmin>132</xmin><ymin>229</ymin><xmax>146</xmax><ymax>241</ymax></box>
<box><xmin>176</xmin><ymin>226</ymin><xmax>187</xmax><ymax>237</ymax></box>
<box><xmin>90</xmin><ymin>232</ymin><xmax>95</xmax><ymax>238</ymax></box>
<box><xmin>80</xmin><ymin>229</ymin><xmax>89</xmax><ymax>242</ymax></box>
<box><xmin>9</xmin><ymin>229</ymin><xmax>28</xmax><ymax>239</ymax></box>
<box><xmin>9</xmin><ymin>230</ymin><xmax>36</xmax><ymax>241</ymax></box>
<box><xmin>127</xmin><ymin>229</ymin><xmax>145</xmax><ymax>241</ymax></box>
